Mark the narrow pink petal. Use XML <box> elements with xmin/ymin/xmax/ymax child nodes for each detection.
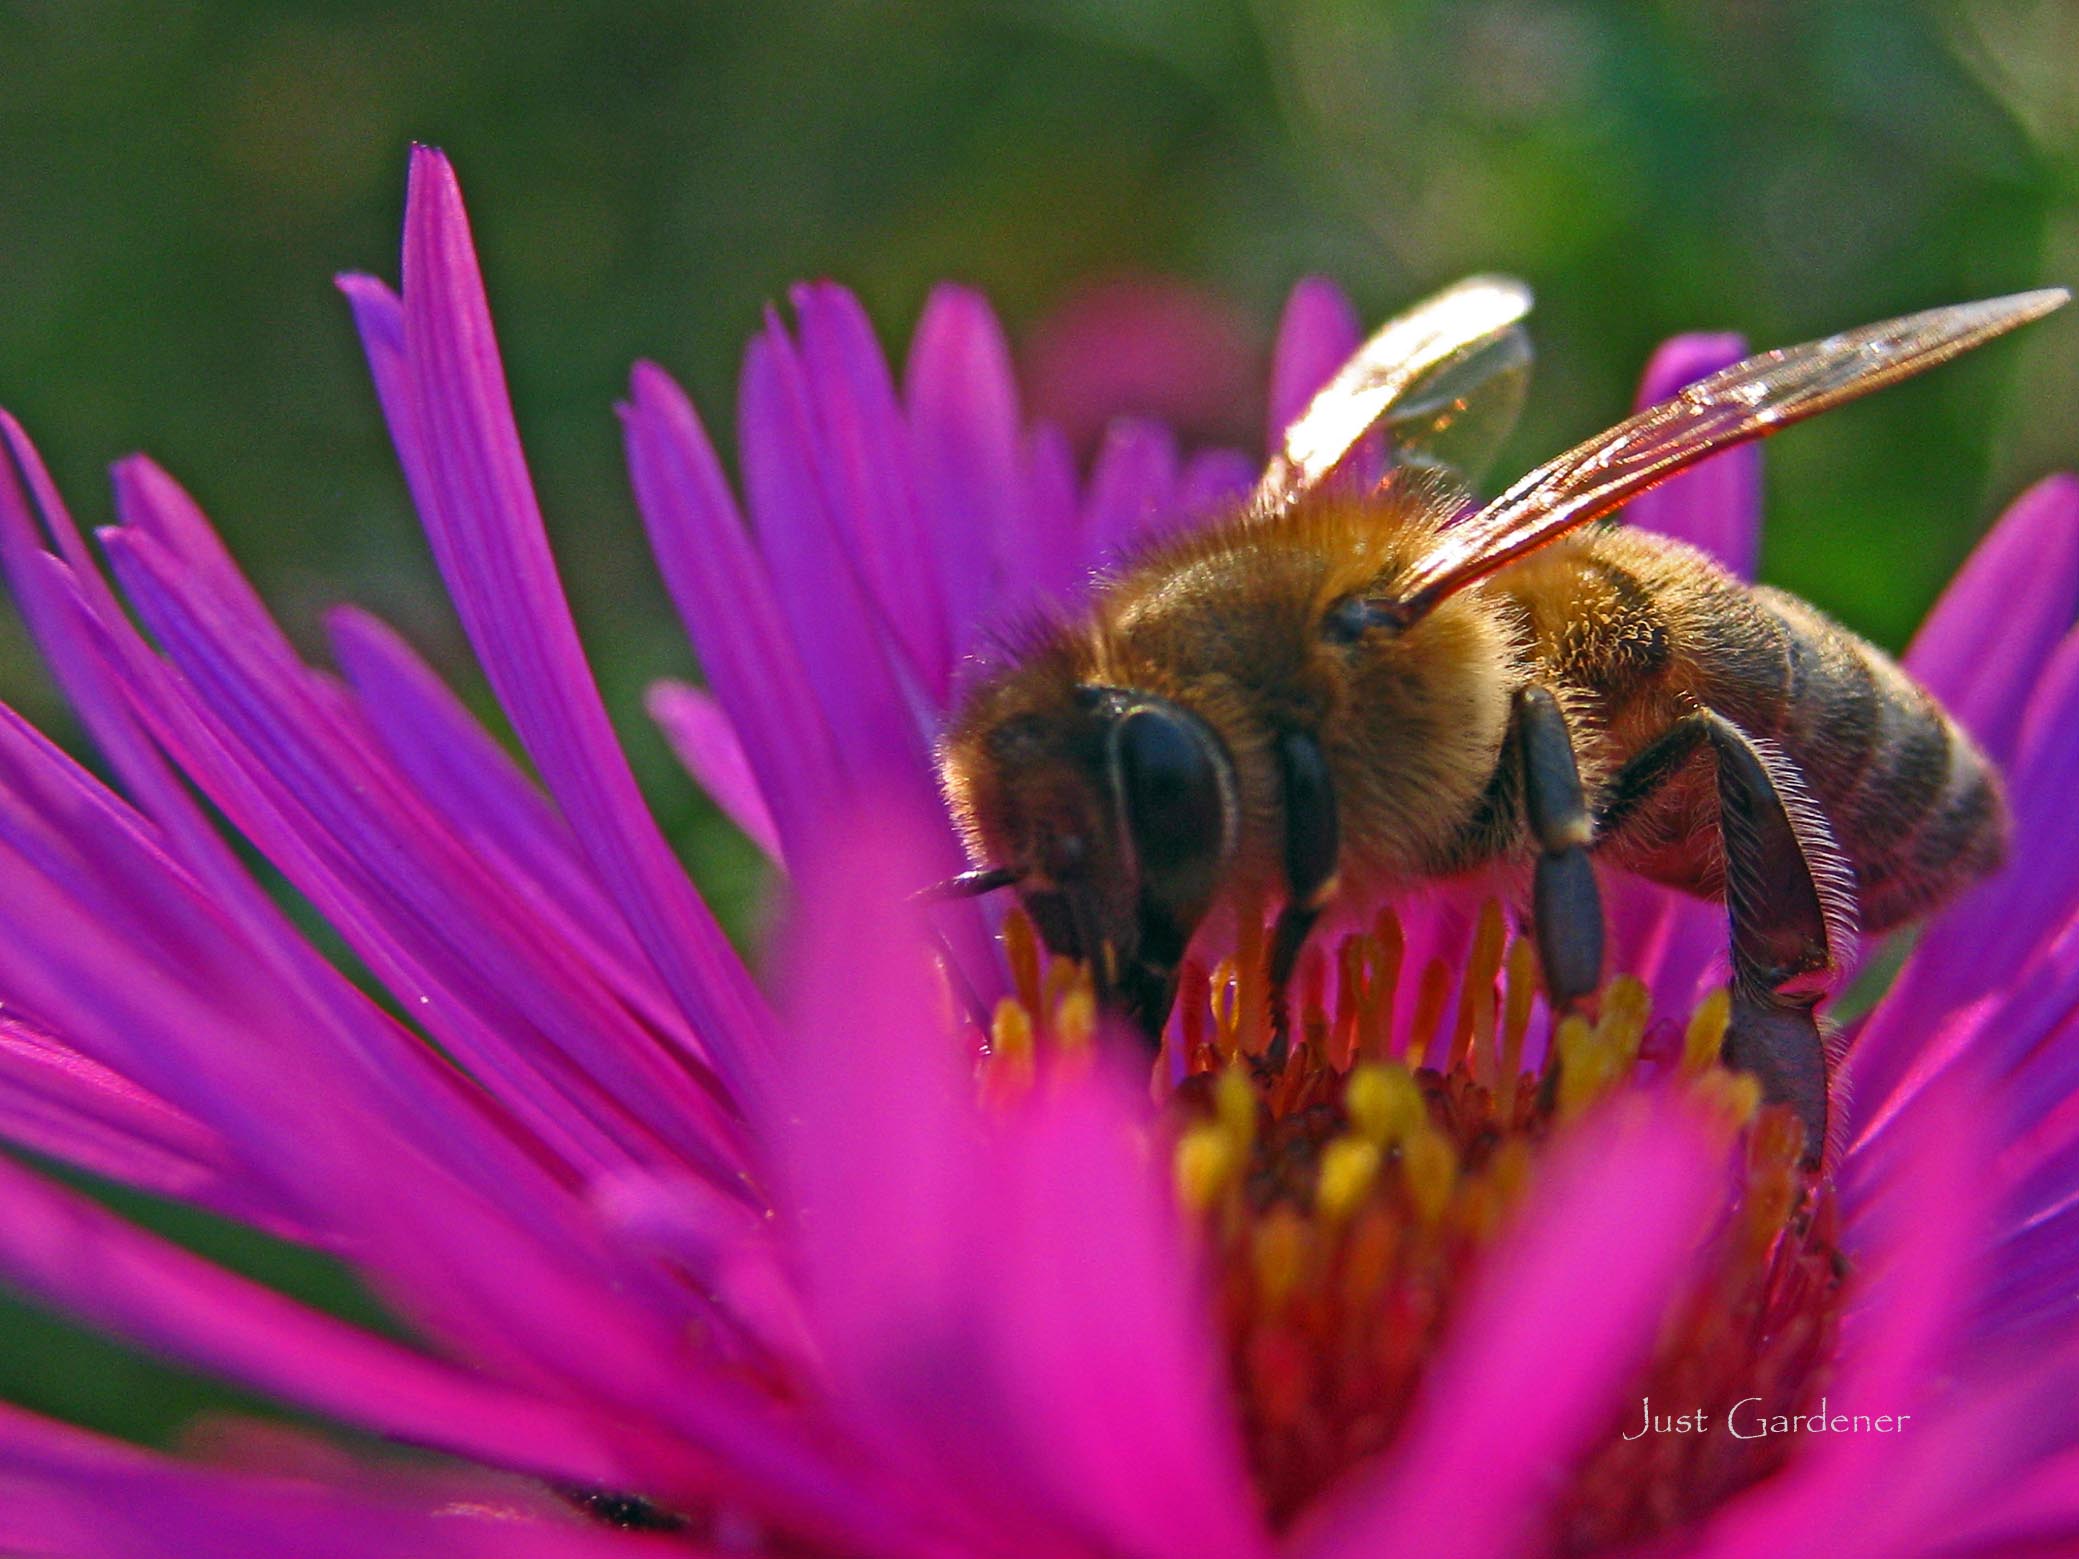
<box><xmin>791</xmin><ymin>281</ymin><xmax>950</xmax><ymax>691</ymax></box>
<box><xmin>0</xmin><ymin>1154</ymin><xmax>650</xmax><ymax>1490</ymax></box>
<box><xmin>619</xmin><ymin>359</ymin><xmax>847</xmax><ymax>861</ymax></box>
<box><xmin>971</xmin><ymin>1080</ymin><xmax>1270</xmax><ymax>1559</ymax></box>
<box><xmin>102</xmin><ymin>526</ymin><xmax>748</xmax><ymax>1187</ymax></box>
<box><xmin>646</xmin><ymin>679</ymin><xmax>783</xmax><ymax>861</ymax></box>
<box><xmin>1180</xmin><ymin>446</ymin><xmax>1257</xmax><ymax>517</ymax></box>
<box><xmin>1689</xmin><ymin>1086</ymin><xmax>1980</xmax><ymax>1559</ymax></box>
<box><xmin>0</xmin><ymin>1011</ymin><xmax>311</xmax><ymax>1240</ymax></box>
<box><xmin>2</xmin><ymin>422</ymin><xmax>511</xmax><ymax>1190</ymax></box>
<box><xmin>1268</xmin><ymin>277</ymin><xmax>1362</xmax><ymax>444</ymax></box>
<box><xmin>392</xmin><ymin>147</ymin><xmax>773</xmax><ymax>1095</ymax></box>
<box><xmin>1849</xmin><ymin>623</ymin><xmax>2079</xmax><ymax>1130</ymax></box>
<box><xmin>1906</xmin><ymin>472</ymin><xmax>2079</xmax><ymax>765</ymax></box>
<box><xmin>906</xmin><ymin>284</ymin><xmax>1025</xmax><ymax>638</ymax></box>
<box><xmin>1301</xmin><ymin>1097</ymin><xmax>1725</xmax><ymax>1559</ymax></box>
<box><xmin>1623</xmin><ymin>333</ymin><xmax>1761</xmax><ymax>578</ymax></box>
<box><xmin>738</xmin><ymin>317</ymin><xmax>936</xmax><ymax>788</ymax></box>
<box><xmin>327</xmin><ymin>607</ymin><xmax>663</xmax><ymax>981</ymax></box>
<box><xmin>0</xmin><ymin>1408</ymin><xmax>665</xmax><ymax>1559</ymax></box>
<box><xmin>1021</xmin><ymin>420</ymin><xmax>1088</xmax><ymax>604</ymax></box>
<box><xmin>1082</xmin><ymin>417</ymin><xmax>1180</xmax><ymax>558</ymax></box>
<box><xmin>771</xmin><ymin>804</ymin><xmax>1266</xmax><ymax>1559</ymax></box>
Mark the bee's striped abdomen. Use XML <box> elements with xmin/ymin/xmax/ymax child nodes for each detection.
<box><xmin>1751</xmin><ymin>587</ymin><xmax>2007</xmax><ymax>932</ymax></box>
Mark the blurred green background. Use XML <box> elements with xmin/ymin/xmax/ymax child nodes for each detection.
<box><xmin>0</xmin><ymin>0</ymin><xmax>2074</xmax><ymax>1451</ymax></box>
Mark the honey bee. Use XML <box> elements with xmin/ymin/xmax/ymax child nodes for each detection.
<box><xmin>934</xmin><ymin>277</ymin><xmax>2067</xmax><ymax>1159</ymax></box>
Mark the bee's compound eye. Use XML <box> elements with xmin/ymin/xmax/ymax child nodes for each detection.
<box><xmin>1109</xmin><ymin>704</ymin><xmax>1234</xmax><ymax>912</ymax></box>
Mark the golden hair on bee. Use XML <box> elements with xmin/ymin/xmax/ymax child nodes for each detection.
<box><xmin>934</xmin><ymin>280</ymin><xmax>2066</xmax><ymax>1164</ymax></box>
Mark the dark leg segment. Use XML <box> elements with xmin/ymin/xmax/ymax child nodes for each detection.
<box><xmin>1517</xmin><ymin>686</ymin><xmax>1604</xmax><ymax>1005</ymax></box>
<box><xmin>1267</xmin><ymin>729</ymin><xmax>1340</xmax><ymax>1051</ymax></box>
<box><xmin>1597</xmin><ymin>708</ymin><xmax>1841</xmax><ymax>1162</ymax></box>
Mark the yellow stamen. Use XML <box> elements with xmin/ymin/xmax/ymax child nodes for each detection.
<box><xmin>984</xmin><ymin>996</ymin><xmax>1035</xmax><ymax>1104</ymax></box>
<box><xmin>1315</xmin><ymin>1135</ymin><xmax>1381</xmax><ymax>1222</ymax></box>
<box><xmin>1450</xmin><ymin>900</ymin><xmax>1508</xmax><ymax>1070</ymax></box>
<box><xmin>1597</xmin><ymin>974</ymin><xmax>1651</xmax><ymax>1068</ymax></box>
<box><xmin>1175</xmin><ymin>1123</ymin><xmax>1240</xmax><ymax>1213</ymax></box>
<box><xmin>1253</xmin><ymin>1207</ymin><xmax>1309</xmax><ymax>1311</ymax></box>
<box><xmin>1497</xmin><ymin>936</ymin><xmax>1538</xmax><ymax>1117</ymax></box>
<box><xmin>1215</xmin><ymin>1062</ymin><xmax>1258</xmax><ymax>1150</ymax></box>
<box><xmin>1344</xmin><ymin>1062</ymin><xmax>1426</xmax><ymax>1147</ymax></box>
<box><xmin>1053</xmin><ymin>982</ymin><xmax>1096</xmax><ymax>1051</ymax></box>
<box><xmin>1553</xmin><ymin>1012</ymin><xmax>1600</xmax><ymax>1118</ymax></box>
<box><xmin>1210</xmin><ymin>957</ymin><xmax>1241</xmax><ymax>1053</ymax></box>
<box><xmin>1683</xmin><ymin>986</ymin><xmax>1732</xmax><ymax>1073</ymax></box>
<box><xmin>1003</xmin><ymin>906</ymin><xmax>1042</xmax><ymax>1019</ymax></box>
<box><xmin>1400</xmin><ymin>1126</ymin><xmax>1458</xmax><ymax>1224</ymax></box>
<box><xmin>1407</xmin><ymin>955</ymin><xmax>1451</xmax><ymax>1063</ymax></box>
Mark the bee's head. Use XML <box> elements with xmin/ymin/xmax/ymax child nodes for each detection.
<box><xmin>940</xmin><ymin>675</ymin><xmax>1238</xmax><ymax>1035</ymax></box>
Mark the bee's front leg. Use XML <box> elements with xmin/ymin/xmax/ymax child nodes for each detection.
<box><xmin>1266</xmin><ymin>729</ymin><xmax>1339</xmax><ymax>1057</ymax></box>
<box><xmin>1516</xmin><ymin>686</ymin><xmax>1605</xmax><ymax>1007</ymax></box>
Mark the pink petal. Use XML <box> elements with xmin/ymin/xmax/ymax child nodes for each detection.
<box><xmin>1081</xmin><ymin>417</ymin><xmax>1180</xmax><ymax>559</ymax></box>
<box><xmin>1907</xmin><ymin>473</ymin><xmax>2079</xmax><ymax>765</ymax></box>
<box><xmin>1268</xmin><ymin>277</ymin><xmax>1362</xmax><ymax>444</ymax></box>
<box><xmin>646</xmin><ymin>679</ymin><xmax>784</xmax><ymax>862</ymax></box>
<box><xmin>791</xmin><ymin>281</ymin><xmax>950</xmax><ymax>692</ymax></box>
<box><xmin>1301</xmin><ymin>1096</ymin><xmax>1726</xmax><ymax>1559</ymax></box>
<box><xmin>1689</xmin><ymin>1085</ymin><xmax>1981</xmax><ymax>1558</ymax></box>
<box><xmin>738</xmin><ymin>316</ymin><xmax>936</xmax><ymax>789</ymax></box>
<box><xmin>769</xmin><ymin>804</ymin><xmax>1267</xmax><ymax>1559</ymax></box>
<box><xmin>618</xmin><ymin>358</ymin><xmax>847</xmax><ymax>861</ymax></box>
<box><xmin>0</xmin><ymin>1154</ymin><xmax>648</xmax><ymax>1491</ymax></box>
<box><xmin>1623</xmin><ymin>333</ymin><xmax>1761</xmax><ymax>578</ymax></box>
<box><xmin>905</xmin><ymin>284</ymin><xmax>1025</xmax><ymax>645</ymax></box>
<box><xmin>0</xmin><ymin>1407</ymin><xmax>660</xmax><ymax>1559</ymax></box>
<box><xmin>389</xmin><ymin>147</ymin><xmax>774</xmax><ymax>1096</ymax></box>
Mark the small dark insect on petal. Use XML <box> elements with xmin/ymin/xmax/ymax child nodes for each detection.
<box><xmin>554</xmin><ymin>1485</ymin><xmax>689</xmax><ymax>1532</ymax></box>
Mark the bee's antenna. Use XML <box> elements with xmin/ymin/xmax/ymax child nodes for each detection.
<box><xmin>912</xmin><ymin>865</ymin><xmax>1021</xmax><ymax>903</ymax></box>
<box><xmin>912</xmin><ymin>865</ymin><xmax>1019</xmax><ymax>1039</ymax></box>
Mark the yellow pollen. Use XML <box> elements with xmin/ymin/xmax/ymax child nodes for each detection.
<box><xmin>1450</xmin><ymin>900</ymin><xmax>1508</xmax><ymax>1071</ymax></box>
<box><xmin>1407</xmin><ymin>955</ymin><xmax>1452</xmax><ymax>1063</ymax></box>
<box><xmin>976</xmin><ymin>896</ymin><xmax>1845</xmax><ymax>1550</ymax></box>
<box><xmin>1004</xmin><ymin>906</ymin><xmax>1042</xmax><ymax>1018</ymax></box>
<box><xmin>1497</xmin><ymin>936</ymin><xmax>1538</xmax><ymax>1116</ymax></box>
<box><xmin>1053</xmin><ymin>983</ymin><xmax>1096</xmax><ymax>1051</ymax></box>
<box><xmin>1175</xmin><ymin>1123</ymin><xmax>1240</xmax><ymax>1213</ymax></box>
<box><xmin>1314</xmin><ymin>1135</ymin><xmax>1382</xmax><ymax>1222</ymax></box>
<box><xmin>1344</xmin><ymin>1062</ymin><xmax>1426</xmax><ymax>1146</ymax></box>
<box><xmin>1214</xmin><ymin>1062</ymin><xmax>1258</xmax><ymax>1149</ymax></box>
<box><xmin>984</xmin><ymin>996</ymin><xmax>1036</xmax><ymax>1103</ymax></box>
<box><xmin>1691</xmin><ymin>1065</ymin><xmax>1764</xmax><ymax>1137</ymax></box>
<box><xmin>1252</xmin><ymin>1206</ymin><xmax>1310</xmax><ymax>1311</ymax></box>
<box><xmin>1399</xmin><ymin>1126</ymin><xmax>1458</xmax><ymax>1224</ymax></box>
<box><xmin>1683</xmin><ymin>986</ymin><xmax>1732</xmax><ymax>1073</ymax></box>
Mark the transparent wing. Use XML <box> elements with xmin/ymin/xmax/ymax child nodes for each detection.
<box><xmin>1380</xmin><ymin>324</ymin><xmax>1533</xmax><ymax>485</ymax></box>
<box><xmin>1377</xmin><ymin>288</ymin><xmax>2069</xmax><ymax>628</ymax></box>
<box><xmin>1250</xmin><ymin>274</ymin><xmax>1534</xmax><ymax>520</ymax></box>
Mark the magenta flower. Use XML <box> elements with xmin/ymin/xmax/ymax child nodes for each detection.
<box><xmin>0</xmin><ymin>146</ymin><xmax>2075</xmax><ymax>1558</ymax></box>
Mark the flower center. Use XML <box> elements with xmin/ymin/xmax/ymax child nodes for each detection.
<box><xmin>986</xmin><ymin>903</ymin><xmax>1846</xmax><ymax>1553</ymax></box>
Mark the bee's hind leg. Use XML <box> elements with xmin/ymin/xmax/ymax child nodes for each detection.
<box><xmin>1517</xmin><ymin>686</ymin><xmax>1605</xmax><ymax>1009</ymax></box>
<box><xmin>1598</xmin><ymin>709</ymin><xmax>1849</xmax><ymax>1165</ymax></box>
